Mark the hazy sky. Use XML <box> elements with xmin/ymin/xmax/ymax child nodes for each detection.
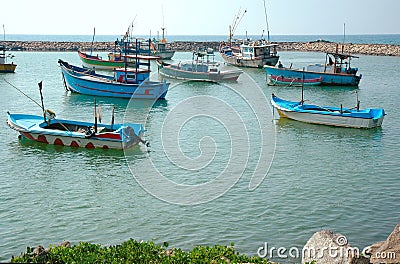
<box><xmin>2</xmin><ymin>0</ymin><xmax>399</xmax><ymax>36</ymax></box>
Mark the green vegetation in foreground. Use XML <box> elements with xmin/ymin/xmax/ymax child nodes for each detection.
<box><xmin>11</xmin><ymin>239</ymin><xmax>273</xmax><ymax>263</ymax></box>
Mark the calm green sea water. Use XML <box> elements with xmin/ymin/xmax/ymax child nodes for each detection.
<box><xmin>0</xmin><ymin>51</ymin><xmax>399</xmax><ymax>263</ymax></box>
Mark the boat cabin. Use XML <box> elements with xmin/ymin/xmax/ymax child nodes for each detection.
<box><xmin>0</xmin><ymin>45</ymin><xmax>17</xmax><ymax>73</ymax></box>
<box><xmin>0</xmin><ymin>46</ymin><xmax>6</xmax><ymax>64</ymax></box>
<box><xmin>306</xmin><ymin>52</ymin><xmax>359</xmax><ymax>75</ymax></box>
<box><xmin>156</xmin><ymin>42</ymin><xmax>167</xmax><ymax>52</ymax></box>
<box><xmin>114</xmin><ymin>68</ymin><xmax>150</xmax><ymax>84</ymax></box>
<box><xmin>240</xmin><ymin>43</ymin><xmax>278</xmax><ymax>59</ymax></box>
<box><xmin>180</xmin><ymin>48</ymin><xmax>219</xmax><ymax>73</ymax></box>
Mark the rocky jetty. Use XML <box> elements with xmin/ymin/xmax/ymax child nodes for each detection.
<box><xmin>302</xmin><ymin>223</ymin><xmax>400</xmax><ymax>264</ymax></box>
<box><xmin>302</xmin><ymin>230</ymin><xmax>369</xmax><ymax>264</ymax></box>
<box><xmin>279</xmin><ymin>41</ymin><xmax>400</xmax><ymax>56</ymax></box>
<box><xmin>0</xmin><ymin>40</ymin><xmax>399</xmax><ymax>56</ymax></box>
<box><xmin>363</xmin><ymin>223</ymin><xmax>400</xmax><ymax>264</ymax></box>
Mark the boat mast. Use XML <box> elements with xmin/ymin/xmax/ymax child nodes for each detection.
<box><xmin>111</xmin><ymin>106</ymin><xmax>115</xmax><ymax>130</ymax></box>
<box><xmin>38</xmin><ymin>81</ymin><xmax>46</xmax><ymax>122</ymax></box>
<box><xmin>342</xmin><ymin>23</ymin><xmax>345</xmax><ymax>53</ymax></box>
<box><xmin>94</xmin><ymin>98</ymin><xmax>98</xmax><ymax>133</ymax></box>
<box><xmin>229</xmin><ymin>8</ymin><xmax>247</xmax><ymax>46</ymax></box>
<box><xmin>2</xmin><ymin>24</ymin><xmax>5</xmax><ymax>41</ymax></box>
<box><xmin>263</xmin><ymin>0</ymin><xmax>270</xmax><ymax>42</ymax></box>
<box><xmin>161</xmin><ymin>27</ymin><xmax>166</xmax><ymax>43</ymax></box>
<box><xmin>90</xmin><ymin>27</ymin><xmax>95</xmax><ymax>56</ymax></box>
<box><xmin>124</xmin><ymin>41</ymin><xmax>128</xmax><ymax>83</ymax></box>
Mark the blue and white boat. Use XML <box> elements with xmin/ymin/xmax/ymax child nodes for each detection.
<box><xmin>271</xmin><ymin>94</ymin><xmax>385</xmax><ymax>128</ymax></box>
<box><xmin>7</xmin><ymin>82</ymin><xmax>149</xmax><ymax>150</ymax></box>
<box><xmin>264</xmin><ymin>50</ymin><xmax>362</xmax><ymax>86</ymax></box>
<box><xmin>7</xmin><ymin>113</ymin><xmax>147</xmax><ymax>149</ymax></box>
<box><xmin>59</xmin><ymin>59</ymin><xmax>169</xmax><ymax>99</ymax></box>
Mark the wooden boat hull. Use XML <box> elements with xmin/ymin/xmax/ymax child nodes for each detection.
<box><xmin>0</xmin><ymin>63</ymin><xmax>17</xmax><ymax>73</ymax></box>
<box><xmin>59</xmin><ymin>61</ymin><xmax>169</xmax><ymax>99</ymax></box>
<box><xmin>157</xmin><ymin>60</ymin><xmax>242</xmax><ymax>82</ymax></box>
<box><xmin>78</xmin><ymin>50</ymin><xmax>128</xmax><ymax>70</ymax></box>
<box><xmin>221</xmin><ymin>53</ymin><xmax>279</xmax><ymax>68</ymax></box>
<box><xmin>7</xmin><ymin>113</ymin><xmax>146</xmax><ymax>149</ymax></box>
<box><xmin>271</xmin><ymin>95</ymin><xmax>385</xmax><ymax>129</ymax></box>
<box><xmin>269</xmin><ymin>74</ymin><xmax>322</xmax><ymax>86</ymax></box>
<box><xmin>265</xmin><ymin>65</ymin><xmax>361</xmax><ymax>86</ymax></box>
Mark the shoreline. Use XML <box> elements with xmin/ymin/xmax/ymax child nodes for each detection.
<box><xmin>1</xmin><ymin>40</ymin><xmax>399</xmax><ymax>56</ymax></box>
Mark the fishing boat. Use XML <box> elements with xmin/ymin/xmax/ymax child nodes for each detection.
<box><xmin>219</xmin><ymin>3</ymin><xmax>279</xmax><ymax>68</ymax></box>
<box><xmin>264</xmin><ymin>47</ymin><xmax>362</xmax><ymax>86</ymax></box>
<box><xmin>0</xmin><ymin>45</ymin><xmax>17</xmax><ymax>73</ymax></box>
<box><xmin>220</xmin><ymin>41</ymin><xmax>279</xmax><ymax>68</ymax></box>
<box><xmin>78</xmin><ymin>37</ymin><xmax>163</xmax><ymax>70</ymax></box>
<box><xmin>148</xmin><ymin>36</ymin><xmax>175</xmax><ymax>60</ymax></box>
<box><xmin>120</xmin><ymin>29</ymin><xmax>175</xmax><ymax>60</ymax></box>
<box><xmin>59</xmin><ymin>59</ymin><xmax>169</xmax><ymax>99</ymax></box>
<box><xmin>270</xmin><ymin>93</ymin><xmax>385</xmax><ymax>128</ymax></box>
<box><xmin>6</xmin><ymin>82</ymin><xmax>149</xmax><ymax>150</ymax></box>
<box><xmin>269</xmin><ymin>74</ymin><xmax>322</xmax><ymax>86</ymax></box>
<box><xmin>156</xmin><ymin>48</ymin><xmax>243</xmax><ymax>82</ymax></box>
<box><xmin>78</xmin><ymin>50</ymin><xmax>128</xmax><ymax>70</ymax></box>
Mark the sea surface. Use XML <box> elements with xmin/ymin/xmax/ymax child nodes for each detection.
<box><xmin>0</xmin><ymin>49</ymin><xmax>399</xmax><ymax>263</ymax></box>
<box><xmin>4</xmin><ymin>34</ymin><xmax>400</xmax><ymax>45</ymax></box>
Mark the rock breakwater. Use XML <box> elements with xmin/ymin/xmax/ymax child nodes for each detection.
<box><xmin>1</xmin><ymin>40</ymin><xmax>399</xmax><ymax>56</ymax></box>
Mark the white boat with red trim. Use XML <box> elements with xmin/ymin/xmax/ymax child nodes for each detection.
<box><xmin>7</xmin><ymin>82</ymin><xmax>148</xmax><ymax>150</ymax></box>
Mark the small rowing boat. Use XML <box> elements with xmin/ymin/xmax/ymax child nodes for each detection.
<box><xmin>7</xmin><ymin>82</ymin><xmax>149</xmax><ymax>149</ymax></box>
<box><xmin>271</xmin><ymin>93</ymin><xmax>385</xmax><ymax>129</ymax></box>
<box><xmin>269</xmin><ymin>74</ymin><xmax>322</xmax><ymax>86</ymax></box>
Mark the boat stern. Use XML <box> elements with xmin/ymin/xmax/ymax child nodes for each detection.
<box><xmin>120</xmin><ymin>124</ymin><xmax>147</xmax><ymax>149</ymax></box>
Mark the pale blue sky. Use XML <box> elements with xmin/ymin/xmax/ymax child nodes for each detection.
<box><xmin>2</xmin><ymin>0</ymin><xmax>399</xmax><ymax>36</ymax></box>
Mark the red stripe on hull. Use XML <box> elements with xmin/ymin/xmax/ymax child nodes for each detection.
<box><xmin>95</xmin><ymin>133</ymin><xmax>121</xmax><ymax>140</ymax></box>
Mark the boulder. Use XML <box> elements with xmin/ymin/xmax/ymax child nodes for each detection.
<box><xmin>302</xmin><ymin>230</ymin><xmax>369</xmax><ymax>264</ymax></box>
<box><xmin>363</xmin><ymin>223</ymin><xmax>400</xmax><ymax>264</ymax></box>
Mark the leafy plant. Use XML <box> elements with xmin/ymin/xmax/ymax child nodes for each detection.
<box><xmin>11</xmin><ymin>239</ymin><xmax>273</xmax><ymax>263</ymax></box>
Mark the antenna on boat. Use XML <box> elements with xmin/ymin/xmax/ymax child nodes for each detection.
<box><xmin>38</xmin><ymin>81</ymin><xmax>46</xmax><ymax>122</ymax></box>
<box><xmin>90</xmin><ymin>27</ymin><xmax>95</xmax><ymax>56</ymax></box>
<box><xmin>263</xmin><ymin>0</ymin><xmax>270</xmax><ymax>42</ymax></box>
<box><xmin>161</xmin><ymin>4</ymin><xmax>166</xmax><ymax>42</ymax></box>
<box><xmin>343</xmin><ymin>23</ymin><xmax>346</xmax><ymax>43</ymax></box>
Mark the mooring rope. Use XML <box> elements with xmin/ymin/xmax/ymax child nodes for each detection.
<box><xmin>2</xmin><ymin>78</ymin><xmax>43</xmax><ymax>109</ymax></box>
